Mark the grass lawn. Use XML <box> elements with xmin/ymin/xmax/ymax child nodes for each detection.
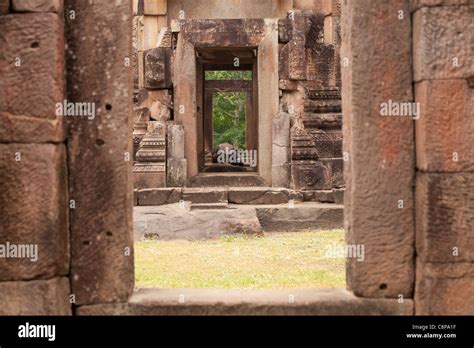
<box><xmin>135</xmin><ymin>229</ymin><xmax>346</xmax><ymax>289</ymax></box>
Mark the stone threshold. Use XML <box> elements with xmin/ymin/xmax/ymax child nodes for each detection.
<box><xmin>75</xmin><ymin>288</ymin><xmax>413</xmax><ymax>316</ymax></box>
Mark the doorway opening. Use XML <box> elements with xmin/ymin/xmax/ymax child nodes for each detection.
<box><xmin>203</xmin><ymin>70</ymin><xmax>257</xmax><ymax>172</ymax></box>
<box><xmin>197</xmin><ymin>49</ymin><xmax>259</xmax><ymax>174</ymax></box>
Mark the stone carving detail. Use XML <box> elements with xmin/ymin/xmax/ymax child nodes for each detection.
<box><xmin>144</xmin><ymin>47</ymin><xmax>172</xmax><ymax>89</ymax></box>
<box><xmin>132</xmin><ymin>107</ymin><xmax>150</xmax><ymax>160</ymax></box>
<box><xmin>134</xmin><ymin>121</ymin><xmax>166</xmax><ymax>173</ymax></box>
<box><xmin>157</xmin><ymin>27</ymin><xmax>172</xmax><ymax>48</ymax></box>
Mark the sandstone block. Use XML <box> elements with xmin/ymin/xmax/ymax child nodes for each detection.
<box><xmin>415</xmin><ymin>261</ymin><xmax>474</xmax><ymax>315</ymax></box>
<box><xmin>138</xmin><ymin>188</ymin><xmax>181</xmax><ymax>205</ymax></box>
<box><xmin>0</xmin><ymin>277</ymin><xmax>71</xmax><ymax>315</ymax></box>
<box><xmin>167</xmin><ymin>158</ymin><xmax>187</xmax><ymax>187</ymax></box>
<box><xmin>415</xmin><ymin>79</ymin><xmax>474</xmax><ymax>172</ymax></box>
<box><xmin>182</xmin><ymin>188</ymin><xmax>227</xmax><ymax>204</ymax></box>
<box><xmin>144</xmin><ymin>47</ymin><xmax>172</xmax><ymax>89</ymax></box>
<box><xmin>256</xmin><ymin>203</ymin><xmax>343</xmax><ymax>232</ymax></box>
<box><xmin>12</xmin><ymin>0</ymin><xmax>63</xmax><ymax>12</ymax></box>
<box><xmin>288</xmin><ymin>41</ymin><xmax>307</xmax><ymax>80</ymax></box>
<box><xmin>272</xmin><ymin>164</ymin><xmax>291</xmax><ymax>188</ymax></box>
<box><xmin>189</xmin><ymin>173</ymin><xmax>267</xmax><ymax>187</ymax></box>
<box><xmin>142</xmin><ymin>15</ymin><xmax>161</xmax><ymax>50</ymax></box>
<box><xmin>228</xmin><ymin>188</ymin><xmax>289</xmax><ymax>204</ymax></box>
<box><xmin>134</xmin><ymin>205</ymin><xmax>262</xmax><ymax>240</ymax></box>
<box><xmin>0</xmin><ymin>0</ymin><xmax>9</xmax><ymax>14</ymax></box>
<box><xmin>0</xmin><ymin>144</ymin><xmax>68</xmax><ymax>281</ymax></box>
<box><xmin>341</xmin><ymin>0</ymin><xmax>415</xmax><ymax>298</ymax></box>
<box><xmin>143</xmin><ymin>0</ymin><xmax>166</xmax><ymax>15</ymax></box>
<box><xmin>272</xmin><ymin>112</ymin><xmax>291</xmax><ymax>187</ymax></box>
<box><xmin>410</xmin><ymin>0</ymin><xmax>473</xmax><ymax>12</ymax></box>
<box><xmin>133</xmin><ymin>171</ymin><xmax>166</xmax><ymax>189</ymax></box>
<box><xmin>294</xmin><ymin>0</ymin><xmax>333</xmax><ymax>15</ymax></box>
<box><xmin>413</xmin><ymin>5</ymin><xmax>474</xmax><ymax>81</ymax></box>
<box><xmin>167</xmin><ymin>124</ymin><xmax>185</xmax><ymax>159</ymax></box>
<box><xmin>313</xmin><ymin>190</ymin><xmax>335</xmax><ymax>203</ymax></box>
<box><xmin>292</xmin><ymin>161</ymin><xmax>333</xmax><ymax>190</ymax></box>
<box><xmin>0</xmin><ymin>13</ymin><xmax>65</xmax><ymax>142</ymax></box>
<box><xmin>416</xmin><ymin>173</ymin><xmax>474</xmax><ymax>263</ymax></box>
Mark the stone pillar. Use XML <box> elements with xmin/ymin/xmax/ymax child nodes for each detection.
<box><xmin>0</xmin><ymin>1</ymin><xmax>71</xmax><ymax>314</ymax></box>
<box><xmin>272</xmin><ymin>112</ymin><xmax>291</xmax><ymax>187</ymax></box>
<box><xmin>412</xmin><ymin>2</ymin><xmax>474</xmax><ymax>315</ymax></box>
<box><xmin>66</xmin><ymin>0</ymin><xmax>134</xmax><ymax>306</ymax></box>
<box><xmin>341</xmin><ymin>0</ymin><xmax>415</xmax><ymax>298</ymax></box>
<box><xmin>167</xmin><ymin>124</ymin><xmax>187</xmax><ymax>187</ymax></box>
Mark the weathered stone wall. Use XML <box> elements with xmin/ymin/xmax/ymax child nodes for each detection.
<box><xmin>132</xmin><ymin>0</ymin><xmax>343</xmax><ymax>192</ymax></box>
<box><xmin>278</xmin><ymin>2</ymin><xmax>344</xmax><ymax>198</ymax></box>
<box><xmin>342</xmin><ymin>0</ymin><xmax>473</xmax><ymax>314</ymax></box>
<box><xmin>411</xmin><ymin>1</ymin><xmax>474</xmax><ymax>315</ymax></box>
<box><xmin>0</xmin><ymin>0</ymin><xmax>472</xmax><ymax>316</ymax></box>
<box><xmin>0</xmin><ymin>0</ymin><xmax>71</xmax><ymax>315</ymax></box>
<box><xmin>167</xmin><ymin>0</ymin><xmax>293</xmax><ymax>20</ymax></box>
<box><xmin>132</xmin><ymin>0</ymin><xmax>170</xmax><ymax>189</ymax></box>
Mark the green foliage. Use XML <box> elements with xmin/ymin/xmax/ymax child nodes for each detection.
<box><xmin>212</xmin><ymin>92</ymin><xmax>246</xmax><ymax>149</ymax></box>
<box><xmin>205</xmin><ymin>70</ymin><xmax>252</xmax><ymax>80</ymax></box>
<box><xmin>205</xmin><ymin>70</ymin><xmax>252</xmax><ymax>149</ymax></box>
<box><xmin>205</xmin><ymin>71</ymin><xmax>253</xmax><ymax>149</ymax></box>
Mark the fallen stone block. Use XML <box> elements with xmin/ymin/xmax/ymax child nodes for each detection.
<box><xmin>134</xmin><ymin>205</ymin><xmax>262</xmax><ymax>240</ymax></box>
<box><xmin>256</xmin><ymin>203</ymin><xmax>343</xmax><ymax>232</ymax></box>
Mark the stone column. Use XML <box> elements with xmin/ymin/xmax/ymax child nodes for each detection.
<box><xmin>341</xmin><ymin>0</ymin><xmax>415</xmax><ymax>298</ymax></box>
<box><xmin>66</xmin><ymin>0</ymin><xmax>134</xmax><ymax>306</ymax></box>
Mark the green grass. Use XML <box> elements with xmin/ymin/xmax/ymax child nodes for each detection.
<box><xmin>135</xmin><ymin>230</ymin><xmax>346</xmax><ymax>289</ymax></box>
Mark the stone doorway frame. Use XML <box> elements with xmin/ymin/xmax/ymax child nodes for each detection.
<box><xmin>66</xmin><ymin>0</ymin><xmax>418</xmax><ymax>315</ymax></box>
<box><xmin>173</xmin><ymin>19</ymin><xmax>279</xmax><ymax>185</ymax></box>
<box><xmin>203</xmin><ymin>78</ymin><xmax>256</xmax><ymax>171</ymax></box>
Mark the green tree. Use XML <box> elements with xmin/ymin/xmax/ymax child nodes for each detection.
<box><xmin>206</xmin><ymin>70</ymin><xmax>251</xmax><ymax>149</ymax></box>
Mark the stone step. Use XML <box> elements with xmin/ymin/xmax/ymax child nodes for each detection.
<box><xmin>182</xmin><ymin>188</ymin><xmax>227</xmax><ymax>204</ymax></box>
<box><xmin>76</xmin><ymin>288</ymin><xmax>413</xmax><ymax>316</ymax></box>
<box><xmin>202</xmin><ymin>163</ymin><xmax>254</xmax><ymax>173</ymax></box>
<box><xmin>227</xmin><ymin>187</ymin><xmax>301</xmax><ymax>204</ymax></box>
<box><xmin>189</xmin><ymin>173</ymin><xmax>268</xmax><ymax>187</ymax></box>
<box><xmin>136</xmin><ymin>187</ymin><xmax>344</xmax><ymax>206</ymax></box>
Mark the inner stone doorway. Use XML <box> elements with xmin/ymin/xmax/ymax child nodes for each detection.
<box><xmin>174</xmin><ymin>19</ymin><xmax>279</xmax><ymax>186</ymax></box>
<box><xmin>202</xmin><ymin>64</ymin><xmax>257</xmax><ymax>173</ymax></box>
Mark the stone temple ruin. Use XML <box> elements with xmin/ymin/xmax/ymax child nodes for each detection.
<box><xmin>0</xmin><ymin>0</ymin><xmax>472</xmax><ymax>316</ymax></box>
<box><xmin>131</xmin><ymin>0</ymin><xmax>345</xmax><ymax>214</ymax></box>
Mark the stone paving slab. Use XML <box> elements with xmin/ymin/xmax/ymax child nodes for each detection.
<box><xmin>134</xmin><ymin>203</ymin><xmax>343</xmax><ymax>240</ymax></box>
